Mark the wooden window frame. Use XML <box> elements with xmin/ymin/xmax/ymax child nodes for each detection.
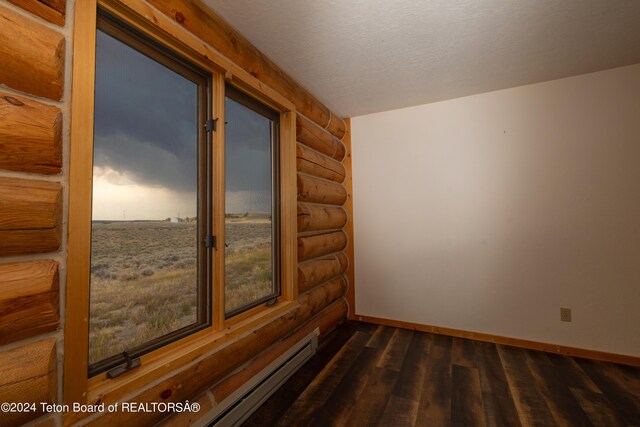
<box><xmin>65</xmin><ymin>0</ymin><xmax>297</xmax><ymax>419</ymax></box>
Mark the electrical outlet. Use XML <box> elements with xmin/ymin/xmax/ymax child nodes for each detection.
<box><xmin>560</xmin><ymin>307</ymin><xmax>572</xmax><ymax>322</ymax></box>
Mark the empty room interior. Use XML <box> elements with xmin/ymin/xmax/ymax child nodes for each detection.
<box><xmin>1</xmin><ymin>0</ymin><xmax>640</xmax><ymax>425</ymax></box>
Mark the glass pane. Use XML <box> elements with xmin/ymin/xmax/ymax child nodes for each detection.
<box><xmin>89</xmin><ymin>28</ymin><xmax>200</xmax><ymax>366</ymax></box>
<box><xmin>225</xmin><ymin>96</ymin><xmax>275</xmax><ymax>313</ymax></box>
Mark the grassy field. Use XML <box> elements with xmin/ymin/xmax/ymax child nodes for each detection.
<box><xmin>89</xmin><ymin>219</ymin><xmax>273</xmax><ymax>364</ymax></box>
<box><xmin>225</xmin><ymin>216</ymin><xmax>273</xmax><ymax>313</ymax></box>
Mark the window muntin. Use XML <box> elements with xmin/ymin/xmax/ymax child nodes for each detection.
<box><xmin>224</xmin><ymin>85</ymin><xmax>281</xmax><ymax>316</ymax></box>
<box><xmin>88</xmin><ymin>15</ymin><xmax>211</xmax><ymax>375</ymax></box>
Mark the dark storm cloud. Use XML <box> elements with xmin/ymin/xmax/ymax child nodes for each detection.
<box><xmin>225</xmin><ymin>98</ymin><xmax>272</xmax><ymax>194</ymax></box>
<box><xmin>94</xmin><ymin>29</ymin><xmax>275</xmax><ymax>213</ymax></box>
<box><xmin>224</xmin><ymin>97</ymin><xmax>273</xmax><ymax>213</ymax></box>
<box><xmin>94</xmin><ymin>29</ymin><xmax>199</xmax><ymax>192</ymax></box>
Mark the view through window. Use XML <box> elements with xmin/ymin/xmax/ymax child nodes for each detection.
<box><xmin>88</xmin><ymin>17</ymin><xmax>209</xmax><ymax>373</ymax></box>
<box><xmin>224</xmin><ymin>87</ymin><xmax>280</xmax><ymax>315</ymax></box>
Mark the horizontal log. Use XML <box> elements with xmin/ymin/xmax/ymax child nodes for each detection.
<box><xmin>210</xmin><ymin>298</ymin><xmax>348</xmax><ymax>404</ymax></box>
<box><xmin>298</xmin><ymin>173</ymin><xmax>347</xmax><ymax>205</ymax></box>
<box><xmin>298</xmin><ymin>203</ymin><xmax>347</xmax><ymax>233</ymax></box>
<box><xmin>335</xmin><ymin>252</ymin><xmax>349</xmax><ymax>272</ymax></box>
<box><xmin>297</xmin><ymin>143</ymin><xmax>345</xmax><ymax>183</ymax></box>
<box><xmin>88</xmin><ymin>278</ymin><xmax>346</xmax><ymax>426</ymax></box>
<box><xmin>0</xmin><ymin>338</ymin><xmax>56</xmax><ymax>426</ymax></box>
<box><xmin>7</xmin><ymin>0</ymin><xmax>66</xmax><ymax>25</ymax></box>
<box><xmin>0</xmin><ymin>177</ymin><xmax>61</xmax><ymax>228</ymax></box>
<box><xmin>0</xmin><ymin>5</ymin><xmax>64</xmax><ymax>100</ymax></box>
<box><xmin>0</xmin><ymin>229</ymin><xmax>61</xmax><ymax>257</ymax></box>
<box><xmin>0</xmin><ymin>260</ymin><xmax>59</xmax><ymax>345</ymax></box>
<box><xmin>298</xmin><ymin>253</ymin><xmax>348</xmax><ymax>293</ymax></box>
<box><xmin>302</xmin><ymin>275</ymin><xmax>346</xmax><ymax>298</ymax></box>
<box><xmin>298</xmin><ymin>231</ymin><xmax>348</xmax><ymax>262</ymax></box>
<box><xmin>0</xmin><ymin>177</ymin><xmax>62</xmax><ymax>256</ymax></box>
<box><xmin>326</xmin><ymin>113</ymin><xmax>347</xmax><ymax>140</ymax></box>
<box><xmin>0</xmin><ymin>92</ymin><xmax>62</xmax><ymax>174</ymax></box>
<box><xmin>40</xmin><ymin>0</ymin><xmax>66</xmax><ymax>12</ymax></box>
<box><xmin>297</xmin><ymin>115</ymin><xmax>346</xmax><ymax>161</ymax></box>
<box><xmin>147</xmin><ymin>0</ymin><xmax>346</xmax><ymax>139</ymax></box>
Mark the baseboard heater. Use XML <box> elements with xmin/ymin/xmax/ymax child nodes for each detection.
<box><xmin>194</xmin><ymin>328</ymin><xmax>319</xmax><ymax>427</ymax></box>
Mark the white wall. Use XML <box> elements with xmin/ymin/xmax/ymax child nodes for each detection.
<box><xmin>351</xmin><ymin>64</ymin><xmax>640</xmax><ymax>356</ymax></box>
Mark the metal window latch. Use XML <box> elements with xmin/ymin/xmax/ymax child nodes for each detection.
<box><xmin>205</xmin><ymin>118</ymin><xmax>218</xmax><ymax>132</ymax></box>
<box><xmin>204</xmin><ymin>235</ymin><xmax>217</xmax><ymax>249</ymax></box>
<box><xmin>265</xmin><ymin>297</ymin><xmax>278</xmax><ymax>307</ymax></box>
<box><xmin>106</xmin><ymin>351</ymin><xmax>141</xmax><ymax>379</ymax></box>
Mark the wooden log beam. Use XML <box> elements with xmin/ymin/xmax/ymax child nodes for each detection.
<box><xmin>336</xmin><ymin>252</ymin><xmax>349</xmax><ymax>271</ymax></box>
<box><xmin>0</xmin><ymin>92</ymin><xmax>62</xmax><ymax>174</ymax></box>
<box><xmin>146</xmin><ymin>0</ymin><xmax>346</xmax><ymax>139</ymax></box>
<box><xmin>298</xmin><ymin>231</ymin><xmax>347</xmax><ymax>262</ymax></box>
<box><xmin>210</xmin><ymin>298</ymin><xmax>347</xmax><ymax>404</ymax></box>
<box><xmin>298</xmin><ymin>173</ymin><xmax>347</xmax><ymax>206</ymax></box>
<box><xmin>0</xmin><ymin>260</ymin><xmax>59</xmax><ymax>345</ymax></box>
<box><xmin>298</xmin><ymin>253</ymin><xmax>348</xmax><ymax>293</ymax></box>
<box><xmin>0</xmin><ymin>5</ymin><xmax>65</xmax><ymax>100</ymax></box>
<box><xmin>0</xmin><ymin>338</ymin><xmax>56</xmax><ymax>426</ymax></box>
<box><xmin>87</xmin><ymin>278</ymin><xmax>346</xmax><ymax>426</ymax></box>
<box><xmin>301</xmin><ymin>274</ymin><xmax>346</xmax><ymax>297</ymax></box>
<box><xmin>326</xmin><ymin>113</ymin><xmax>347</xmax><ymax>140</ymax></box>
<box><xmin>297</xmin><ymin>114</ymin><xmax>346</xmax><ymax>160</ymax></box>
<box><xmin>298</xmin><ymin>203</ymin><xmax>347</xmax><ymax>233</ymax></box>
<box><xmin>0</xmin><ymin>177</ymin><xmax>62</xmax><ymax>256</ymax></box>
<box><xmin>297</xmin><ymin>143</ymin><xmax>345</xmax><ymax>183</ymax></box>
<box><xmin>7</xmin><ymin>0</ymin><xmax>66</xmax><ymax>26</ymax></box>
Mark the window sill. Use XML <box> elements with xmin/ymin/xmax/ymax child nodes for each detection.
<box><xmin>85</xmin><ymin>299</ymin><xmax>299</xmax><ymax>407</ymax></box>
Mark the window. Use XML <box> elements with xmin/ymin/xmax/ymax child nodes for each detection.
<box><xmin>66</xmin><ymin>0</ymin><xmax>296</xmax><ymax>408</ymax></box>
<box><xmin>224</xmin><ymin>85</ymin><xmax>281</xmax><ymax>317</ymax></box>
<box><xmin>88</xmin><ymin>13</ymin><xmax>211</xmax><ymax>376</ymax></box>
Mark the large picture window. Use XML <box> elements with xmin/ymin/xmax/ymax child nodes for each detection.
<box><xmin>88</xmin><ymin>14</ymin><xmax>211</xmax><ymax>376</ymax></box>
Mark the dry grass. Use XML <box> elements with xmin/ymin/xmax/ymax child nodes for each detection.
<box><xmin>224</xmin><ymin>216</ymin><xmax>275</xmax><ymax>312</ymax></box>
<box><xmin>89</xmin><ymin>219</ymin><xmax>273</xmax><ymax>364</ymax></box>
<box><xmin>225</xmin><ymin>246</ymin><xmax>272</xmax><ymax>312</ymax></box>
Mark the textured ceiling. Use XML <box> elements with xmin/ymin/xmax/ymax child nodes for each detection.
<box><xmin>202</xmin><ymin>0</ymin><xmax>640</xmax><ymax>118</ymax></box>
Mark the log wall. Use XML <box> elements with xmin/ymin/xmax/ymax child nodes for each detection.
<box><xmin>0</xmin><ymin>0</ymin><xmax>70</xmax><ymax>426</ymax></box>
<box><xmin>0</xmin><ymin>0</ymin><xmax>353</xmax><ymax>425</ymax></box>
<box><xmin>0</xmin><ymin>1</ymin><xmax>67</xmax><ymax>426</ymax></box>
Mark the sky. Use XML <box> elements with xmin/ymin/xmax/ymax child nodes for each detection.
<box><xmin>92</xmin><ymin>29</ymin><xmax>273</xmax><ymax>221</ymax></box>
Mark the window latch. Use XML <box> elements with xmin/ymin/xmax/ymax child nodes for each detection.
<box><xmin>205</xmin><ymin>118</ymin><xmax>218</xmax><ymax>132</ymax></box>
<box><xmin>106</xmin><ymin>351</ymin><xmax>141</xmax><ymax>379</ymax></box>
<box><xmin>265</xmin><ymin>297</ymin><xmax>278</xmax><ymax>307</ymax></box>
<box><xmin>204</xmin><ymin>235</ymin><xmax>217</xmax><ymax>249</ymax></box>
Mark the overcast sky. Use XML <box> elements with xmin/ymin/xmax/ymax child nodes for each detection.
<box><xmin>92</xmin><ymin>29</ymin><xmax>273</xmax><ymax>220</ymax></box>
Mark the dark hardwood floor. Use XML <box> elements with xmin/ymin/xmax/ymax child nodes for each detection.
<box><xmin>242</xmin><ymin>321</ymin><xmax>640</xmax><ymax>426</ymax></box>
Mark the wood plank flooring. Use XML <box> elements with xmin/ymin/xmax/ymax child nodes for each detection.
<box><xmin>242</xmin><ymin>321</ymin><xmax>640</xmax><ymax>426</ymax></box>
